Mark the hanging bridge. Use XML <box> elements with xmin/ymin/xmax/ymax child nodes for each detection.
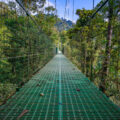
<box><xmin>0</xmin><ymin>0</ymin><xmax>120</xmax><ymax>119</ymax></box>
<box><xmin>0</xmin><ymin>54</ymin><xmax>120</xmax><ymax>119</ymax></box>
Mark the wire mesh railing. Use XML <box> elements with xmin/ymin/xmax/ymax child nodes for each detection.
<box><xmin>0</xmin><ymin>0</ymin><xmax>55</xmax><ymax>105</ymax></box>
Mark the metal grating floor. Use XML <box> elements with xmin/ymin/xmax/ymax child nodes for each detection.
<box><xmin>0</xmin><ymin>54</ymin><xmax>120</xmax><ymax>120</ymax></box>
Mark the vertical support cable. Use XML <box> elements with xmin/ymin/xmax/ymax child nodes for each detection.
<box><xmin>68</xmin><ymin>0</ymin><xmax>69</xmax><ymax>19</ymax></box>
<box><xmin>48</xmin><ymin>0</ymin><xmax>49</xmax><ymax>6</ymax></box>
<box><xmin>93</xmin><ymin>0</ymin><xmax>94</xmax><ymax>9</ymax></box>
<box><xmin>90</xmin><ymin>0</ymin><xmax>95</xmax><ymax>81</ymax></box>
<box><xmin>72</xmin><ymin>0</ymin><xmax>74</xmax><ymax>21</ymax></box>
<box><xmin>64</xmin><ymin>0</ymin><xmax>67</xmax><ymax>19</ymax></box>
<box><xmin>27</xmin><ymin>17</ymin><xmax>30</xmax><ymax>78</ymax></box>
<box><xmin>55</xmin><ymin>0</ymin><xmax>57</xmax><ymax>21</ymax></box>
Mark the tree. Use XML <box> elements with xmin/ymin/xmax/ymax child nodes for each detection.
<box><xmin>8</xmin><ymin>1</ymin><xmax>16</xmax><ymax>11</ymax></box>
<box><xmin>45</xmin><ymin>6</ymin><xmax>56</xmax><ymax>15</ymax></box>
<box><xmin>76</xmin><ymin>9</ymin><xmax>93</xmax><ymax>27</ymax></box>
<box><xmin>21</xmin><ymin>0</ymin><xmax>46</xmax><ymax>13</ymax></box>
<box><xmin>100</xmin><ymin>0</ymin><xmax>118</xmax><ymax>93</ymax></box>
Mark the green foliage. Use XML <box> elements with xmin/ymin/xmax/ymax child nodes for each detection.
<box><xmin>21</xmin><ymin>0</ymin><xmax>46</xmax><ymax>13</ymax></box>
<box><xmin>0</xmin><ymin>83</ymin><xmax>16</xmax><ymax>105</ymax></box>
<box><xmin>45</xmin><ymin>6</ymin><xmax>56</xmax><ymax>14</ymax></box>
<box><xmin>76</xmin><ymin>9</ymin><xmax>93</xmax><ymax>27</ymax></box>
<box><xmin>64</xmin><ymin>3</ymin><xmax>120</xmax><ymax>105</ymax></box>
<box><xmin>0</xmin><ymin>1</ymin><xmax>59</xmax><ymax>105</ymax></box>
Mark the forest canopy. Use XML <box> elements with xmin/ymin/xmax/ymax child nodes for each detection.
<box><xmin>63</xmin><ymin>0</ymin><xmax>120</xmax><ymax>106</ymax></box>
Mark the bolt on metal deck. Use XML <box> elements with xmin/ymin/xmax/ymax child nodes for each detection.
<box><xmin>0</xmin><ymin>54</ymin><xmax>120</xmax><ymax>120</ymax></box>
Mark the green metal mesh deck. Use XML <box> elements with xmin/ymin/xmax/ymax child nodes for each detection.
<box><xmin>0</xmin><ymin>54</ymin><xmax>120</xmax><ymax>120</ymax></box>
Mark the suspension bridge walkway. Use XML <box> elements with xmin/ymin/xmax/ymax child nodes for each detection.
<box><xmin>0</xmin><ymin>54</ymin><xmax>120</xmax><ymax>120</ymax></box>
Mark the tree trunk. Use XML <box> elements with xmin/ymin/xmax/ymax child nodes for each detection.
<box><xmin>100</xmin><ymin>0</ymin><xmax>113</xmax><ymax>93</ymax></box>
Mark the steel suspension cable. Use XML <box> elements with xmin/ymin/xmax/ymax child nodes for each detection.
<box><xmin>85</xmin><ymin>0</ymin><xmax>109</xmax><ymax>26</ymax></box>
<box><xmin>15</xmin><ymin>0</ymin><xmax>41</xmax><ymax>32</ymax></box>
<box><xmin>91</xmin><ymin>0</ymin><xmax>109</xmax><ymax>19</ymax></box>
